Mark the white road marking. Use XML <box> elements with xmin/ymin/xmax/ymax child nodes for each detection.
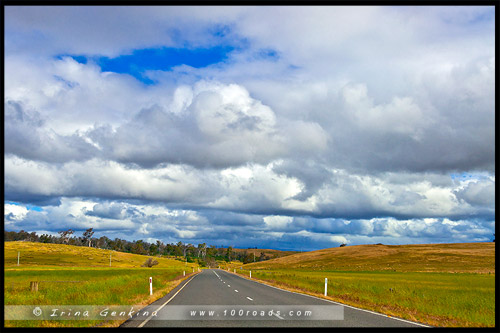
<box><xmin>234</xmin><ymin>290</ymin><xmax>238</xmax><ymax>292</ymax></box>
<box><xmin>138</xmin><ymin>272</ymin><xmax>200</xmax><ymax>327</ymax></box>
<box><xmin>246</xmin><ymin>297</ymin><xmax>253</xmax><ymax>301</ymax></box>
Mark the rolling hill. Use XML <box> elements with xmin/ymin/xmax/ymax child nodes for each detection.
<box><xmin>4</xmin><ymin>241</ymin><xmax>193</xmax><ymax>268</ymax></box>
<box><xmin>242</xmin><ymin>242</ymin><xmax>495</xmax><ymax>273</ymax></box>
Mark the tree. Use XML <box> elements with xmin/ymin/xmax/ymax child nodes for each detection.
<box><xmin>58</xmin><ymin>229</ymin><xmax>74</xmax><ymax>244</ymax></box>
<box><xmin>258</xmin><ymin>251</ymin><xmax>269</xmax><ymax>261</ymax></box>
<box><xmin>156</xmin><ymin>240</ymin><xmax>165</xmax><ymax>256</ymax></box>
<box><xmin>28</xmin><ymin>232</ymin><xmax>38</xmax><ymax>242</ymax></box>
<box><xmin>242</xmin><ymin>251</ymin><xmax>254</xmax><ymax>264</ymax></box>
<box><xmin>132</xmin><ymin>240</ymin><xmax>147</xmax><ymax>255</ymax></box>
<box><xmin>83</xmin><ymin>228</ymin><xmax>94</xmax><ymax>247</ymax></box>
<box><xmin>207</xmin><ymin>245</ymin><xmax>217</xmax><ymax>259</ymax></box>
<box><xmin>197</xmin><ymin>243</ymin><xmax>207</xmax><ymax>259</ymax></box>
<box><xmin>206</xmin><ymin>257</ymin><xmax>217</xmax><ymax>268</ymax></box>
<box><xmin>225</xmin><ymin>246</ymin><xmax>233</xmax><ymax>262</ymax></box>
<box><xmin>96</xmin><ymin>236</ymin><xmax>110</xmax><ymax>249</ymax></box>
<box><xmin>110</xmin><ymin>238</ymin><xmax>125</xmax><ymax>252</ymax></box>
<box><xmin>149</xmin><ymin>243</ymin><xmax>159</xmax><ymax>256</ymax></box>
<box><xmin>165</xmin><ymin>243</ymin><xmax>176</xmax><ymax>256</ymax></box>
<box><xmin>39</xmin><ymin>234</ymin><xmax>54</xmax><ymax>243</ymax></box>
<box><xmin>176</xmin><ymin>241</ymin><xmax>187</xmax><ymax>257</ymax></box>
<box><xmin>18</xmin><ymin>230</ymin><xmax>29</xmax><ymax>241</ymax></box>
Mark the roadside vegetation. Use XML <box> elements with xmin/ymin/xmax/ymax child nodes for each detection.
<box><xmin>5</xmin><ymin>234</ymin><xmax>494</xmax><ymax>327</ymax></box>
<box><xmin>4</xmin><ymin>241</ymin><xmax>197</xmax><ymax>327</ymax></box>
<box><xmin>236</xmin><ymin>242</ymin><xmax>495</xmax><ymax>327</ymax></box>
<box><xmin>4</xmin><ymin>236</ymin><xmax>296</xmax><ymax>328</ymax></box>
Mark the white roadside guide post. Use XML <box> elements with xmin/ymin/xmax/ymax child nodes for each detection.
<box><xmin>324</xmin><ymin>278</ymin><xmax>328</xmax><ymax>296</ymax></box>
<box><xmin>149</xmin><ymin>277</ymin><xmax>153</xmax><ymax>296</ymax></box>
<box><xmin>17</xmin><ymin>252</ymin><xmax>20</xmax><ymax>266</ymax></box>
<box><xmin>250</xmin><ymin>270</ymin><xmax>251</xmax><ymax>279</ymax></box>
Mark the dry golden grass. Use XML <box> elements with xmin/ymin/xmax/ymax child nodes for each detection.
<box><xmin>231</xmin><ymin>248</ymin><xmax>298</xmax><ymax>258</ymax></box>
<box><xmin>236</xmin><ymin>242</ymin><xmax>495</xmax><ymax>327</ymax></box>
<box><xmin>4</xmin><ymin>241</ymin><xmax>199</xmax><ymax>328</ymax></box>
<box><xmin>244</xmin><ymin>242</ymin><xmax>495</xmax><ymax>273</ymax></box>
<box><xmin>4</xmin><ymin>241</ymin><xmax>194</xmax><ymax>269</ymax></box>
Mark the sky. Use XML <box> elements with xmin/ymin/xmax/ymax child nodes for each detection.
<box><xmin>4</xmin><ymin>6</ymin><xmax>495</xmax><ymax>251</ymax></box>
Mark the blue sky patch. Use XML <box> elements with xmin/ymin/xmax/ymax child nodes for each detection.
<box><xmin>59</xmin><ymin>46</ymin><xmax>235</xmax><ymax>84</ymax></box>
<box><xmin>6</xmin><ymin>201</ymin><xmax>43</xmax><ymax>212</ymax></box>
<box><xmin>450</xmin><ymin>172</ymin><xmax>489</xmax><ymax>181</ymax></box>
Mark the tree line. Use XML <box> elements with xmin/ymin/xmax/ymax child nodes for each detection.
<box><xmin>4</xmin><ymin>229</ymin><xmax>273</xmax><ymax>266</ymax></box>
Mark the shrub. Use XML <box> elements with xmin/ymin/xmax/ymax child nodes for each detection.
<box><xmin>141</xmin><ymin>258</ymin><xmax>159</xmax><ymax>268</ymax></box>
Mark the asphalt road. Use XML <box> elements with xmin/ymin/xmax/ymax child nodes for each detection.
<box><xmin>121</xmin><ymin>268</ymin><xmax>429</xmax><ymax>327</ymax></box>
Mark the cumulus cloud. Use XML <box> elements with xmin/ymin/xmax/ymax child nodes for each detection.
<box><xmin>78</xmin><ymin>80</ymin><xmax>327</xmax><ymax>169</ymax></box>
<box><xmin>4</xmin><ymin>6</ymin><xmax>495</xmax><ymax>249</ymax></box>
<box><xmin>84</xmin><ymin>202</ymin><xmax>133</xmax><ymax>220</ymax></box>
<box><xmin>454</xmin><ymin>176</ymin><xmax>495</xmax><ymax>208</ymax></box>
<box><xmin>5</xmin><ymin>154</ymin><xmax>494</xmax><ymax>222</ymax></box>
<box><xmin>4</xmin><ymin>100</ymin><xmax>99</xmax><ymax>163</ymax></box>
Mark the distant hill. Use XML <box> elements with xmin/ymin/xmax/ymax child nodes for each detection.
<box><xmin>4</xmin><ymin>241</ymin><xmax>191</xmax><ymax>269</ymax></box>
<box><xmin>242</xmin><ymin>242</ymin><xmax>495</xmax><ymax>273</ymax></box>
<box><xmin>230</xmin><ymin>247</ymin><xmax>299</xmax><ymax>260</ymax></box>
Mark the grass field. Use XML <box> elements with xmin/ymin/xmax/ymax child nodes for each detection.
<box><xmin>236</xmin><ymin>242</ymin><xmax>495</xmax><ymax>327</ymax></box>
<box><xmin>4</xmin><ymin>241</ymin><xmax>197</xmax><ymax>327</ymax></box>
<box><xmin>243</xmin><ymin>242</ymin><xmax>495</xmax><ymax>273</ymax></box>
<box><xmin>4</xmin><ymin>241</ymin><xmax>495</xmax><ymax>327</ymax></box>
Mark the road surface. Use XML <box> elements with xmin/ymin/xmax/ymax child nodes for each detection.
<box><xmin>121</xmin><ymin>268</ymin><xmax>429</xmax><ymax>327</ymax></box>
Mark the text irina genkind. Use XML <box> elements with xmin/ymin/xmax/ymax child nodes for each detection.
<box><xmin>47</xmin><ymin>307</ymin><xmax>157</xmax><ymax>319</ymax></box>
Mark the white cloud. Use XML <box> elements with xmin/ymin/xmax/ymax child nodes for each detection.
<box><xmin>4</xmin><ymin>6</ymin><xmax>495</xmax><ymax>249</ymax></box>
<box><xmin>5</xmin><ymin>204</ymin><xmax>29</xmax><ymax>220</ymax></box>
<box><xmin>263</xmin><ymin>215</ymin><xmax>293</xmax><ymax>230</ymax></box>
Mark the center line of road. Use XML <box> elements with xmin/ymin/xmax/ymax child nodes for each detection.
<box><xmin>246</xmin><ymin>297</ymin><xmax>253</xmax><ymax>301</ymax></box>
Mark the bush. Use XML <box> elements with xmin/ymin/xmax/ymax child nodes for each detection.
<box><xmin>141</xmin><ymin>258</ymin><xmax>159</xmax><ymax>267</ymax></box>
